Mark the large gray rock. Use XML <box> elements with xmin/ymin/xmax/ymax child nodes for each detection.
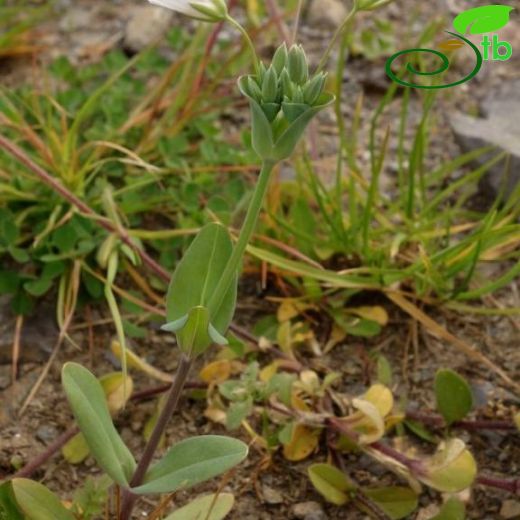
<box><xmin>450</xmin><ymin>79</ymin><xmax>520</xmax><ymax>198</ymax></box>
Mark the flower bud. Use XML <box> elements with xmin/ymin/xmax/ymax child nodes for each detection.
<box><xmin>280</xmin><ymin>68</ymin><xmax>293</xmax><ymax>98</ymax></box>
<box><xmin>261</xmin><ymin>66</ymin><xmax>279</xmax><ymax>104</ymax></box>
<box><xmin>288</xmin><ymin>45</ymin><xmax>309</xmax><ymax>85</ymax></box>
<box><xmin>303</xmin><ymin>72</ymin><xmax>327</xmax><ymax>105</ymax></box>
<box><xmin>246</xmin><ymin>76</ymin><xmax>262</xmax><ymax>102</ymax></box>
<box><xmin>271</xmin><ymin>43</ymin><xmax>288</xmax><ymax>74</ymax></box>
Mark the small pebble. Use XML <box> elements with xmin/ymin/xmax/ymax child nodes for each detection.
<box><xmin>291</xmin><ymin>501</ymin><xmax>327</xmax><ymax>519</ymax></box>
<box><xmin>262</xmin><ymin>484</ymin><xmax>284</xmax><ymax>505</ymax></box>
<box><xmin>500</xmin><ymin>500</ymin><xmax>520</xmax><ymax>519</ymax></box>
<box><xmin>36</xmin><ymin>425</ymin><xmax>58</xmax><ymax>444</ymax></box>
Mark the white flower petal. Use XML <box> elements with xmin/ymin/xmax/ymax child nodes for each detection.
<box><xmin>148</xmin><ymin>0</ymin><xmax>199</xmax><ymax>16</ymax></box>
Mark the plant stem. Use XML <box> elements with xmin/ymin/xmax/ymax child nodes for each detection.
<box><xmin>477</xmin><ymin>475</ymin><xmax>520</xmax><ymax>495</ymax></box>
<box><xmin>315</xmin><ymin>7</ymin><xmax>357</xmax><ymax>73</ymax></box>
<box><xmin>119</xmin><ymin>355</ymin><xmax>193</xmax><ymax>520</ymax></box>
<box><xmin>226</xmin><ymin>15</ymin><xmax>261</xmax><ymax>76</ymax></box>
<box><xmin>207</xmin><ymin>160</ymin><xmax>275</xmax><ymax>316</ymax></box>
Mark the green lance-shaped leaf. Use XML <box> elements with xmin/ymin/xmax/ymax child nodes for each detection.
<box><xmin>164</xmin><ymin>493</ymin><xmax>235</xmax><ymax>520</ymax></box>
<box><xmin>61</xmin><ymin>363</ymin><xmax>136</xmax><ymax>486</ymax></box>
<box><xmin>10</xmin><ymin>479</ymin><xmax>75</xmax><ymax>520</ymax></box>
<box><xmin>0</xmin><ymin>481</ymin><xmax>24</xmax><ymax>520</ymax></box>
<box><xmin>453</xmin><ymin>5</ymin><xmax>514</xmax><ymax>35</ymax></box>
<box><xmin>362</xmin><ymin>487</ymin><xmax>418</xmax><ymax>520</ymax></box>
<box><xmin>165</xmin><ymin>223</ymin><xmax>237</xmax><ymax>355</ymax></box>
<box><xmin>434</xmin><ymin>369</ymin><xmax>473</xmax><ymax>426</ymax></box>
<box><xmin>307</xmin><ymin>463</ymin><xmax>356</xmax><ymax>506</ymax></box>
<box><xmin>131</xmin><ymin>435</ymin><xmax>248</xmax><ymax>494</ymax></box>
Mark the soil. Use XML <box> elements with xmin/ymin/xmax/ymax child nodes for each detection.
<box><xmin>0</xmin><ymin>1</ymin><xmax>519</xmax><ymax>519</ymax></box>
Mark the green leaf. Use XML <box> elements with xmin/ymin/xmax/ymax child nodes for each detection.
<box><xmin>434</xmin><ymin>369</ymin><xmax>473</xmax><ymax>426</ymax></box>
<box><xmin>376</xmin><ymin>355</ymin><xmax>393</xmax><ymax>386</ymax></box>
<box><xmin>273</xmin><ymin>93</ymin><xmax>334</xmax><ymax>161</ymax></box>
<box><xmin>421</xmin><ymin>439</ymin><xmax>477</xmax><ymax>493</ymax></box>
<box><xmin>453</xmin><ymin>5</ymin><xmax>514</xmax><ymax>35</ymax></box>
<box><xmin>430</xmin><ymin>497</ymin><xmax>466</xmax><ymax>520</ymax></box>
<box><xmin>166</xmin><ymin>223</ymin><xmax>237</xmax><ymax>340</ymax></box>
<box><xmin>132</xmin><ymin>436</ymin><xmax>248</xmax><ymax>494</ymax></box>
<box><xmin>164</xmin><ymin>493</ymin><xmax>235</xmax><ymax>520</ymax></box>
<box><xmin>61</xmin><ymin>432</ymin><xmax>90</xmax><ymax>464</ymax></box>
<box><xmin>72</xmin><ymin>475</ymin><xmax>112</xmax><ymax>520</ymax></box>
<box><xmin>404</xmin><ymin>420</ymin><xmax>436</xmax><ymax>443</ymax></box>
<box><xmin>61</xmin><ymin>363</ymin><xmax>136</xmax><ymax>486</ymax></box>
<box><xmin>363</xmin><ymin>487</ymin><xmax>418</xmax><ymax>519</ymax></box>
<box><xmin>0</xmin><ymin>271</ymin><xmax>20</xmax><ymax>294</ymax></box>
<box><xmin>11</xmin><ymin>479</ymin><xmax>75</xmax><ymax>520</ymax></box>
<box><xmin>0</xmin><ymin>481</ymin><xmax>24</xmax><ymax>520</ymax></box>
<box><xmin>24</xmin><ymin>278</ymin><xmax>53</xmax><ymax>297</ymax></box>
<box><xmin>238</xmin><ymin>76</ymin><xmax>274</xmax><ymax>159</ymax></box>
<box><xmin>307</xmin><ymin>463</ymin><xmax>356</xmax><ymax>506</ymax></box>
<box><xmin>226</xmin><ymin>397</ymin><xmax>253</xmax><ymax>430</ymax></box>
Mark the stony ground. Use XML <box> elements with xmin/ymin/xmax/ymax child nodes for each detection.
<box><xmin>0</xmin><ymin>1</ymin><xmax>519</xmax><ymax>519</ymax></box>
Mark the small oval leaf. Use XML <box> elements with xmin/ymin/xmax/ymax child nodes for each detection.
<box><xmin>430</xmin><ymin>497</ymin><xmax>466</xmax><ymax>520</ymax></box>
<box><xmin>61</xmin><ymin>432</ymin><xmax>90</xmax><ymax>464</ymax></box>
<box><xmin>164</xmin><ymin>493</ymin><xmax>235</xmax><ymax>520</ymax></box>
<box><xmin>282</xmin><ymin>424</ymin><xmax>320</xmax><ymax>461</ymax></box>
<box><xmin>11</xmin><ymin>479</ymin><xmax>75</xmax><ymax>520</ymax></box>
<box><xmin>307</xmin><ymin>463</ymin><xmax>356</xmax><ymax>505</ymax></box>
<box><xmin>422</xmin><ymin>439</ymin><xmax>477</xmax><ymax>492</ymax></box>
<box><xmin>434</xmin><ymin>369</ymin><xmax>473</xmax><ymax>425</ymax></box>
<box><xmin>132</xmin><ymin>435</ymin><xmax>248</xmax><ymax>494</ymax></box>
<box><xmin>453</xmin><ymin>5</ymin><xmax>514</xmax><ymax>35</ymax></box>
<box><xmin>363</xmin><ymin>487</ymin><xmax>418</xmax><ymax>519</ymax></box>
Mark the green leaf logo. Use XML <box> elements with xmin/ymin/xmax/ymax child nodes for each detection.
<box><xmin>453</xmin><ymin>5</ymin><xmax>514</xmax><ymax>35</ymax></box>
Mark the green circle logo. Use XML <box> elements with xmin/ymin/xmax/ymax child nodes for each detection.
<box><xmin>385</xmin><ymin>31</ymin><xmax>483</xmax><ymax>89</ymax></box>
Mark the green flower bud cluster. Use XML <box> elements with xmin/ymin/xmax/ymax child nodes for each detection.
<box><xmin>242</xmin><ymin>43</ymin><xmax>328</xmax><ymax>124</ymax></box>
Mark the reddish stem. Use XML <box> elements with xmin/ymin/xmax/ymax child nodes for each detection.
<box><xmin>477</xmin><ymin>475</ymin><xmax>520</xmax><ymax>495</ymax></box>
<box><xmin>406</xmin><ymin>411</ymin><xmax>516</xmax><ymax>432</ymax></box>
